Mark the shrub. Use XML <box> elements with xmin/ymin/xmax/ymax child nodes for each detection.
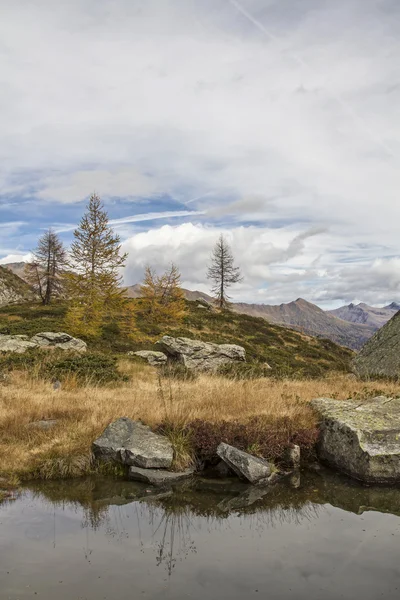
<box><xmin>44</xmin><ymin>353</ymin><xmax>128</xmax><ymax>385</ymax></box>
<box><xmin>185</xmin><ymin>416</ymin><xmax>318</xmax><ymax>465</ymax></box>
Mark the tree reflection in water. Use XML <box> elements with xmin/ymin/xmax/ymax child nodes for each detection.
<box><xmin>22</xmin><ymin>468</ymin><xmax>400</xmax><ymax>576</ymax></box>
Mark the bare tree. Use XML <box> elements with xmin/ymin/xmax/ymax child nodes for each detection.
<box><xmin>25</xmin><ymin>229</ymin><xmax>67</xmax><ymax>305</ymax></box>
<box><xmin>207</xmin><ymin>234</ymin><xmax>242</xmax><ymax>309</ymax></box>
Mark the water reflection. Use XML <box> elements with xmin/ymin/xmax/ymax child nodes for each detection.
<box><xmin>2</xmin><ymin>469</ymin><xmax>400</xmax><ymax>599</ymax></box>
<box><xmin>15</xmin><ymin>468</ymin><xmax>400</xmax><ymax>576</ymax></box>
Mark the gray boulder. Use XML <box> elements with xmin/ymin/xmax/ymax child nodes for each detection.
<box><xmin>217</xmin><ymin>442</ymin><xmax>271</xmax><ymax>484</ymax></box>
<box><xmin>0</xmin><ymin>335</ymin><xmax>37</xmax><ymax>354</ymax></box>
<box><xmin>30</xmin><ymin>332</ymin><xmax>87</xmax><ymax>353</ymax></box>
<box><xmin>0</xmin><ymin>332</ymin><xmax>86</xmax><ymax>354</ymax></box>
<box><xmin>129</xmin><ymin>350</ymin><xmax>167</xmax><ymax>366</ymax></box>
<box><xmin>157</xmin><ymin>336</ymin><xmax>246</xmax><ymax>371</ymax></box>
<box><xmin>311</xmin><ymin>396</ymin><xmax>400</xmax><ymax>484</ymax></box>
<box><xmin>93</xmin><ymin>418</ymin><xmax>173</xmax><ymax>469</ymax></box>
<box><xmin>128</xmin><ymin>466</ymin><xmax>194</xmax><ymax>487</ymax></box>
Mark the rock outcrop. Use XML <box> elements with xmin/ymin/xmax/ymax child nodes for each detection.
<box><xmin>0</xmin><ymin>332</ymin><xmax>86</xmax><ymax>354</ymax></box>
<box><xmin>157</xmin><ymin>336</ymin><xmax>246</xmax><ymax>371</ymax></box>
<box><xmin>129</xmin><ymin>350</ymin><xmax>167</xmax><ymax>366</ymax></box>
<box><xmin>311</xmin><ymin>396</ymin><xmax>400</xmax><ymax>484</ymax></box>
<box><xmin>217</xmin><ymin>442</ymin><xmax>271</xmax><ymax>484</ymax></box>
<box><xmin>30</xmin><ymin>332</ymin><xmax>87</xmax><ymax>352</ymax></box>
<box><xmin>93</xmin><ymin>418</ymin><xmax>174</xmax><ymax>469</ymax></box>
<box><xmin>353</xmin><ymin>311</ymin><xmax>400</xmax><ymax>378</ymax></box>
<box><xmin>0</xmin><ymin>265</ymin><xmax>35</xmax><ymax>307</ymax></box>
<box><xmin>128</xmin><ymin>466</ymin><xmax>194</xmax><ymax>486</ymax></box>
<box><xmin>0</xmin><ymin>335</ymin><xmax>37</xmax><ymax>354</ymax></box>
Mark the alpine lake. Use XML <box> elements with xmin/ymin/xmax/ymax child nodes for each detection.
<box><xmin>1</xmin><ymin>467</ymin><xmax>400</xmax><ymax>600</ymax></box>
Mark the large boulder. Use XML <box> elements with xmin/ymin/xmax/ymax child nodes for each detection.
<box><xmin>353</xmin><ymin>311</ymin><xmax>400</xmax><ymax>378</ymax></box>
<box><xmin>157</xmin><ymin>336</ymin><xmax>246</xmax><ymax>371</ymax></box>
<box><xmin>0</xmin><ymin>335</ymin><xmax>37</xmax><ymax>354</ymax></box>
<box><xmin>129</xmin><ymin>350</ymin><xmax>167</xmax><ymax>366</ymax></box>
<box><xmin>0</xmin><ymin>332</ymin><xmax>86</xmax><ymax>354</ymax></box>
<box><xmin>93</xmin><ymin>418</ymin><xmax>173</xmax><ymax>469</ymax></box>
<box><xmin>128</xmin><ymin>466</ymin><xmax>194</xmax><ymax>487</ymax></box>
<box><xmin>217</xmin><ymin>443</ymin><xmax>271</xmax><ymax>484</ymax></box>
<box><xmin>311</xmin><ymin>396</ymin><xmax>400</xmax><ymax>484</ymax></box>
<box><xmin>30</xmin><ymin>332</ymin><xmax>87</xmax><ymax>353</ymax></box>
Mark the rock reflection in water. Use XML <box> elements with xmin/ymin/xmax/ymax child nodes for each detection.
<box><xmin>20</xmin><ymin>468</ymin><xmax>400</xmax><ymax>577</ymax></box>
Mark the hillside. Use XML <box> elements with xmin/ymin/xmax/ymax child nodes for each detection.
<box><xmin>3</xmin><ymin>264</ymin><xmax>390</xmax><ymax>350</ymax></box>
<box><xmin>232</xmin><ymin>298</ymin><xmax>374</xmax><ymax>350</ymax></box>
<box><xmin>125</xmin><ymin>284</ymin><xmax>213</xmax><ymax>303</ymax></box>
<box><xmin>353</xmin><ymin>311</ymin><xmax>400</xmax><ymax>379</ymax></box>
<box><xmin>0</xmin><ymin>265</ymin><xmax>35</xmax><ymax>307</ymax></box>
<box><xmin>328</xmin><ymin>302</ymin><xmax>398</xmax><ymax>328</ymax></box>
<box><xmin>0</xmin><ymin>300</ymin><xmax>354</xmax><ymax>378</ymax></box>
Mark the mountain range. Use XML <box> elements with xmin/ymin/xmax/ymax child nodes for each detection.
<box><xmin>1</xmin><ymin>263</ymin><xmax>398</xmax><ymax>351</ymax></box>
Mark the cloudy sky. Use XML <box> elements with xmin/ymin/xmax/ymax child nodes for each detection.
<box><xmin>1</xmin><ymin>0</ymin><xmax>399</xmax><ymax>308</ymax></box>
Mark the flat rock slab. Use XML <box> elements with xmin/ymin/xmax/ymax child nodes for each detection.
<box><xmin>93</xmin><ymin>417</ymin><xmax>173</xmax><ymax>469</ymax></box>
<box><xmin>128</xmin><ymin>466</ymin><xmax>194</xmax><ymax>487</ymax></box>
<box><xmin>217</xmin><ymin>442</ymin><xmax>271</xmax><ymax>484</ymax></box>
<box><xmin>30</xmin><ymin>332</ymin><xmax>87</xmax><ymax>353</ymax></box>
<box><xmin>27</xmin><ymin>420</ymin><xmax>58</xmax><ymax>430</ymax></box>
<box><xmin>311</xmin><ymin>396</ymin><xmax>400</xmax><ymax>484</ymax></box>
<box><xmin>157</xmin><ymin>336</ymin><xmax>245</xmax><ymax>371</ymax></box>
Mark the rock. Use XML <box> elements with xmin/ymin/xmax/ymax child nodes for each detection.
<box><xmin>0</xmin><ymin>332</ymin><xmax>86</xmax><ymax>354</ymax></box>
<box><xmin>0</xmin><ymin>335</ymin><xmax>37</xmax><ymax>354</ymax></box>
<box><xmin>217</xmin><ymin>485</ymin><xmax>271</xmax><ymax>512</ymax></box>
<box><xmin>27</xmin><ymin>419</ymin><xmax>58</xmax><ymax>430</ymax></box>
<box><xmin>30</xmin><ymin>332</ymin><xmax>87</xmax><ymax>353</ymax></box>
<box><xmin>217</xmin><ymin>442</ymin><xmax>271</xmax><ymax>484</ymax></box>
<box><xmin>93</xmin><ymin>417</ymin><xmax>173</xmax><ymax>469</ymax></box>
<box><xmin>353</xmin><ymin>311</ymin><xmax>400</xmax><ymax>378</ymax></box>
<box><xmin>128</xmin><ymin>466</ymin><xmax>194</xmax><ymax>487</ymax></box>
<box><xmin>311</xmin><ymin>396</ymin><xmax>400</xmax><ymax>484</ymax></box>
<box><xmin>129</xmin><ymin>350</ymin><xmax>167</xmax><ymax>366</ymax></box>
<box><xmin>284</xmin><ymin>444</ymin><xmax>301</xmax><ymax>469</ymax></box>
<box><xmin>157</xmin><ymin>336</ymin><xmax>246</xmax><ymax>371</ymax></box>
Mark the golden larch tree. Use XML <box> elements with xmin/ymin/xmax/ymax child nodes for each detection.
<box><xmin>139</xmin><ymin>263</ymin><xmax>186</xmax><ymax>324</ymax></box>
<box><xmin>64</xmin><ymin>193</ymin><xmax>129</xmax><ymax>336</ymax></box>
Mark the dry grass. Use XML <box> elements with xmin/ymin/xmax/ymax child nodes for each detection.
<box><xmin>1</xmin><ymin>360</ymin><xmax>400</xmax><ymax>480</ymax></box>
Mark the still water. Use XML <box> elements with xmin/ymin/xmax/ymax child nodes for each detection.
<box><xmin>1</xmin><ymin>469</ymin><xmax>400</xmax><ymax>600</ymax></box>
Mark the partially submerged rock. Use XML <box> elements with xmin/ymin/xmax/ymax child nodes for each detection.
<box><xmin>93</xmin><ymin>417</ymin><xmax>173</xmax><ymax>469</ymax></box>
<box><xmin>157</xmin><ymin>336</ymin><xmax>246</xmax><ymax>371</ymax></box>
<box><xmin>311</xmin><ymin>396</ymin><xmax>400</xmax><ymax>484</ymax></box>
<box><xmin>129</xmin><ymin>350</ymin><xmax>167</xmax><ymax>366</ymax></box>
<box><xmin>0</xmin><ymin>332</ymin><xmax>86</xmax><ymax>354</ymax></box>
<box><xmin>128</xmin><ymin>466</ymin><xmax>194</xmax><ymax>487</ymax></box>
<box><xmin>217</xmin><ymin>442</ymin><xmax>271</xmax><ymax>484</ymax></box>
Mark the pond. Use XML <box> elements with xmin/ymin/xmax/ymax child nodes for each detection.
<box><xmin>1</xmin><ymin>468</ymin><xmax>400</xmax><ymax>600</ymax></box>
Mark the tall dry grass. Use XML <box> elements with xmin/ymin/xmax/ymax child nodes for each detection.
<box><xmin>1</xmin><ymin>360</ymin><xmax>399</xmax><ymax>480</ymax></box>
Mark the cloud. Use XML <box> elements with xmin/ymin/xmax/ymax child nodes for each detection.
<box><xmin>0</xmin><ymin>0</ymin><xmax>399</xmax><ymax>306</ymax></box>
<box><xmin>55</xmin><ymin>210</ymin><xmax>204</xmax><ymax>233</ymax></box>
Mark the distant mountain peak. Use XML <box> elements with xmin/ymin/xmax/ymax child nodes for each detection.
<box><xmin>385</xmin><ymin>302</ymin><xmax>400</xmax><ymax>311</ymax></box>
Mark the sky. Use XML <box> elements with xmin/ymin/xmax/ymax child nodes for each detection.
<box><xmin>1</xmin><ymin>0</ymin><xmax>400</xmax><ymax>308</ymax></box>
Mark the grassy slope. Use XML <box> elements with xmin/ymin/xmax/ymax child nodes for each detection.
<box><xmin>1</xmin><ymin>364</ymin><xmax>400</xmax><ymax>482</ymax></box>
<box><xmin>0</xmin><ymin>300</ymin><xmax>354</xmax><ymax>377</ymax></box>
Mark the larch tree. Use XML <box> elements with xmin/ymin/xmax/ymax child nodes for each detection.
<box><xmin>24</xmin><ymin>229</ymin><xmax>67</xmax><ymax>305</ymax></box>
<box><xmin>64</xmin><ymin>193</ymin><xmax>129</xmax><ymax>336</ymax></box>
<box><xmin>139</xmin><ymin>263</ymin><xmax>186</xmax><ymax>324</ymax></box>
<box><xmin>207</xmin><ymin>234</ymin><xmax>242</xmax><ymax>309</ymax></box>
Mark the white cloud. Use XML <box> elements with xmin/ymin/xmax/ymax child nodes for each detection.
<box><xmin>0</xmin><ymin>0</ymin><xmax>399</xmax><ymax>305</ymax></box>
